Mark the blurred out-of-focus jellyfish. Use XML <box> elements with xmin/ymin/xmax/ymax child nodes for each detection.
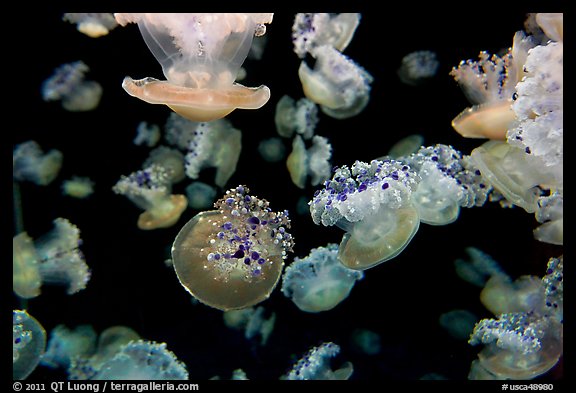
<box><xmin>274</xmin><ymin>95</ymin><xmax>319</xmax><ymax>140</ymax></box>
<box><xmin>350</xmin><ymin>328</ymin><xmax>381</xmax><ymax>355</ymax></box>
<box><xmin>534</xmin><ymin>13</ymin><xmax>563</xmax><ymax>42</ymax></box>
<box><xmin>13</xmin><ymin>218</ymin><xmax>90</xmax><ymax>299</ymax></box>
<box><xmin>438</xmin><ymin>309</ymin><xmax>478</xmax><ymax>341</ymax></box>
<box><xmin>133</xmin><ymin>121</ymin><xmax>161</xmax><ymax>147</ymax></box>
<box><xmin>299</xmin><ymin>45</ymin><xmax>373</xmax><ymax>119</ymax></box>
<box><xmin>183</xmin><ymin>118</ymin><xmax>242</xmax><ymax>187</ymax></box>
<box><xmin>13</xmin><ymin>310</ymin><xmax>46</xmax><ymax>380</ymax></box>
<box><xmin>449</xmin><ymin>31</ymin><xmax>536</xmax><ymax>139</ymax></box>
<box><xmin>114</xmin><ymin>13</ymin><xmax>273</xmax><ymax>122</ymax></box>
<box><xmin>90</xmin><ymin>340</ymin><xmax>188</xmax><ymax>380</ymax></box>
<box><xmin>41</xmin><ymin>324</ymin><xmax>97</xmax><ymax>370</ymax></box>
<box><xmin>282</xmin><ymin>342</ymin><xmax>353</xmax><ymax>380</ymax></box>
<box><xmin>223</xmin><ymin>306</ymin><xmax>276</xmax><ymax>346</ymax></box>
<box><xmin>13</xmin><ymin>140</ymin><xmax>63</xmax><ymax>186</ymax></box>
<box><xmin>257</xmin><ymin>137</ymin><xmax>287</xmax><ymax>163</ymax></box>
<box><xmin>113</xmin><ymin>165</ymin><xmax>188</xmax><ymax>230</ymax></box>
<box><xmin>185</xmin><ymin>181</ymin><xmax>217</xmax><ymax>210</ymax></box>
<box><xmin>62</xmin><ymin>176</ymin><xmax>95</xmax><ymax>199</ymax></box>
<box><xmin>281</xmin><ymin>243</ymin><xmax>363</xmax><ymax>312</ymax></box>
<box><xmin>397</xmin><ymin>50</ymin><xmax>439</xmax><ymax>86</ymax></box>
<box><xmin>286</xmin><ymin>135</ymin><xmax>333</xmax><ymax>189</ymax></box>
<box><xmin>310</xmin><ymin>159</ymin><xmax>420</xmax><ymax>270</ymax></box>
<box><xmin>41</xmin><ymin>61</ymin><xmax>103</xmax><ymax>111</ymax></box>
<box><xmin>385</xmin><ymin>134</ymin><xmax>424</xmax><ymax>159</ymax></box>
<box><xmin>172</xmin><ymin>185</ymin><xmax>294</xmax><ymax>311</ymax></box>
<box><xmin>292</xmin><ymin>13</ymin><xmax>361</xmax><ymax>58</ymax></box>
<box><xmin>62</xmin><ymin>13</ymin><xmax>118</xmax><ymax>38</ymax></box>
<box><xmin>144</xmin><ymin>145</ymin><xmax>186</xmax><ymax>184</ymax></box>
<box><xmin>480</xmin><ymin>274</ymin><xmax>546</xmax><ymax>317</ymax></box>
<box><xmin>453</xmin><ymin>247</ymin><xmax>507</xmax><ymax>288</ymax></box>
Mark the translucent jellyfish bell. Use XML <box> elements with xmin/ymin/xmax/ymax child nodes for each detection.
<box><xmin>115</xmin><ymin>13</ymin><xmax>273</xmax><ymax>122</ymax></box>
<box><xmin>172</xmin><ymin>185</ymin><xmax>294</xmax><ymax>311</ymax></box>
<box><xmin>13</xmin><ymin>310</ymin><xmax>46</xmax><ymax>380</ymax></box>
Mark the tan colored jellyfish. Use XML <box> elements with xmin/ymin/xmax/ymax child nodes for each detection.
<box><xmin>171</xmin><ymin>185</ymin><xmax>294</xmax><ymax>311</ymax></box>
<box><xmin>286</xmin><ymin>135</ymin><xmax>332</xmax><ymax>189</ymax></box>
<box><xmin>115</xmin><ymin>13</ymin><xmax>273</xmax><ymax>122</ymax></box>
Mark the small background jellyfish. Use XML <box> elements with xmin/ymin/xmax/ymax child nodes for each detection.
<box><xmin>282</xmin><ymin>342</ymin><xmax>353</xmax><ymax>380</ymax></box>
<box><xmin>185</xmin><ymin>181</ymin><xmax>217</xmax><ymax>210</ymax></box>
<box><xmin>223</xmin><ymin>306</ymin><xmax>276</xmax><ymax>346</ymax></box>
<box><xmin>133</xmin><ymin>121</ymin><xmax>161</xmax><ymax>147</ymax></box>
<box><xmin>41</xmin><ymin>61</ymin><xmax>103</xmax><ymax>111</ymax></box>
<box><xmin>61</xmin><ymin>176</ymin><xmax>95</xmax><ymax>199</ymax></box>
<box><xmin>62</xmin><ymin>13</ymin><xmax>118</xmax><ymax>38</ymax></box>
<box><xmin>13</xmin><ymin>140</ymin><xmax>63</xmax><ymax>186</ymax></box>
<box><xmin>274</xmin><ymin>94</ymin><xmax>319</xmax><ymax>140</ymax></box>
<box><xmin>397</xmin><ymin>50</ymin><xmax>439</xmax><ymax>86</ymax></box>
<box><xmin>286</xmin><ymin>135</ymin><xmax>333</xmax><ymax>189</ymax></box>
<box><xmin>257</xmin><ymin>137</ymin><xmax>287</xmax><ymax>163</ymax></box>
<box><xmin>281</xmin><ymin>243</ymin><xmax>363</xmax><ymax>312</ymax></box>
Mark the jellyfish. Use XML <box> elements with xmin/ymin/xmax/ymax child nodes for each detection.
<box><xmin>350</xmin><ymin>329</ymin><xmax>381</xmax><ymax>355</ymax></box>
<box><xmin>450</xmin><ymin>31</ymin><xmax>536</xmax><ymax>139</ymax></box>
<box><xmin>13</xmin><ymin>218</ymin><xmax>90</xmax><ymax>299</ymax></box>
<box><xmin>114</xmin><ymin>13</ymin><xmax>273</xmax><ymax>122</ymax></box>
<box><xmin>62</xmin><ymin>176</ymin><xmax>95</xmax><ymax>199</ymax></box>
<box><xmin>385</xmin><ymin>134</ymin><xmax>424</xmax><ymax>159</ymax></box>
<box><xmin>310</xmin><ymin>159</ymin><xmax>421</xmax><ymax>270</ymax></box>
<box><xmin>397</xmin><ymin>50</ymin><xmax>439</xmax><ymax>86</ymax></box>
<box><xmin>144</xmin><ymin>145</ymin><xmax>186</xmax><ymax>184</ymax></box>
<box><xmin>62</xmin><ymin>13</ymin><xmax>118</xmax><ymax>38</ymax></box>
<box><xmin>183</xmin><ymin>118</ymin><xmax>242</xmax><ymax>188</ymax></box>
<box><xmin>274</xmin><ymin>94</ymin><xmax>319</xmax><ymax>140</ymax></box>
<box><xmin>112</xmin><ymin>165</ymin><xmax>188</xmax><ymax>230</ymax></box>
<box><xmin>282</xmin><ymin>342</ymin><xmax>353</xmax><ymax>380</ymax></box>
<box><xmin>171</xmin><ymin>185</ymin><xmax>294</xmax><ymax>311</ymax></box>
<box><xmin>480</xmin><ymin>274</ymin><xmax>546</xmax><ymax>317</ymax></box>
<box><xmin>286</xmin><ymin>135</ymin><xmax>332</xmax><ymax>189</ymax></box>
<box><xmin>453</xmin><ymin>247</ymin><xmax>508</xmax><ymax>288</ymax></box>
<box><xmin>185</xmin><ymin>181</ymin><xmax>217</xmax><ymax>210</ymax></box>
<box><xmin>13</xmin><ymin>140</ymin><xmax>63</xmax><ymax>186</ymax></box>
<box><xmin>438</xmin><ymin>309</ymin><xmax>478</xmax><ymax>341</ymax></box>
<box><xmin>40</xmin><ymin>325</ymin><xmax>97</xmax><ymax>370</ymax></box>
<box><xmin>299</xmin><ymin>45</ymin><xmax>373</xmax><ymax>119</ymax></box>
<box><xmin>292</xmin><ymin>13</ymin><xmax>361</xmax><ymax>58</ymax></box>
<box><xmin>281</xmin><ymin>243</ymin><xmax>363</xmax><ymax>312</ymax></box>
<box><xmin>133</xmin><ymin>121</ymin><xmax>161</xmax><ymax>147</ymax></box>
<box><xmin>41</xmin><ymin>61</ymin><xmax>103</xmax><ymax>111</ymax></box>
<box><xmin>223</xmin><ymin>306</ymin><xmax>276</xmax><ymax>346</ymax></box>
<box><xmin>13</xmin><ymin>310</ymin><xmax>46</xmax><ymax>380</ymax></box>
<box><xmin>257</xmin><ymin>137</ymin><xmax>287</xmax><ymax>163</ymax></box>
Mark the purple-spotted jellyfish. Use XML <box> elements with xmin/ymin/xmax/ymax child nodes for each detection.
<box><xmin>114</xmin><ymin>13</ymin><xmax>273</xmax><ymax>122</ymax></box>
<box><xmin>13</xmin><ymin>140</ymin><xmax>63</xmax><ymax>186</ymax></box>
<box><xmin>281</xmin><ymin>243</ymin><xmax>363</xmax><ymax>312</ymax></box>
<box><xmin>282</xmin><ymin>342</ymin><xmax>353</xmax><ymax>380</ymax></box>
<box><xmin>62</xmin><ymin>13</ymin><xmax>118</xmax><ymax>38</ymax></box>
<box><xmin>468</xmin><ymin>256</ymin><xmax>563</xmax><ymax>380</ymax></box>
<box><xmin>113</xmin><ymin>165</ymin><xmax>188</xmax><ymax>230</ymax></box>
<box><xmin>41</xmin><ymin>61</ymin><xmax>103</xmax><ymax>111</ymax></box>
<box><xmin>310</xmin><ymin>159</ymin><xmax>421</xmax><ymax>270</ymax></box>
<box><xmin>183</xmin><ymin>118</ymin><xmax>242</xmax><ymax>188</ymax></box>
<box><xmin>171</xmin><ymin>185</ymin><xmax>294</xmax><ymax>311</ymax></box>
<box><xmin>13</xmin><ymin>310</ymin><xmax>46</xmax><ymax>380</ymax></box>
<box><xmin>62</xmin><ymin>176</ymin><xmax>95</xmax><ymax>199</ymax></box>
<box><xmin>292</xmin><ymin>13</ymin><xmax>361</xmax><ymax>59</ymax></box>
<box><xmin>274</xmin><ymin>94</ymin><xmax>319</xmax><ymax>140</ymax></box>
<box><xmin>223</xmin><ymin>306</ymin><xmax>276</xmax><ymax>346</ymax></box>
<box><xmin>397</xmin><ymin>50</ymin><xmax>439</xmax><ymax>86</ymax></box>
<box><xmin>257</xmin><ymin>137</ymin><xmax>287</xmax><ymax>163</ymax></box>
<box><xmin>298</xmin><ymin>45</ymin><xmax>373</xmax><ymax>119</ymax></box>
<box><xmin>133</xmin><ymin>121</ymin><xmax>161</xmax><ymax>147</ymax></box>
<box><xmin>286</xmin><ymin>135</ymin><xmax>332</xmax><ymax>189</ymax></box>
<box><xmin>40</xmin><ymin>325</ymin><xmax>97</xmax><ymax>370</ymax></box>
<box><xmin>185</xmin><ymin>181</ymin><xmax>217</xmax><ymax>210</ymax></box>
<box><xmin>144</xmin><ymin>146</ymin><xmax>186</xmax><ymax>184</ymax></box>
<box><xmin>13</xmin><ymin>218</ymin><xmax>90</xmax><ymax>299</ymax></box>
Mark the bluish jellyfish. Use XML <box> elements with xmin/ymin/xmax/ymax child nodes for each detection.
<box><xmin>258</xmin><ymin>137</ymin><xmax>287</xmax><ymax>163</ymax></box>
<box><xmin>172</xmin><ymin>185</ymin><xmax>294</xmax><ymax>311</ymax></box>
<box><xmin>397</xmin><ymin>50</ymin><xmax>439</xmax><ymax>86</ymax></box>
<box><xmin>41</xmin><ymin>325</ymin><xmax>97</xmax><ymax>370</ymax></box>
<box><xmin>41</xmin><ymin>61</ymin><xmax>102</xmax><ymax>111</ymax></box>
<box><xmin>185</xmin><ymin>181</ymin><xmax>217</xmax><ymax>210</ymax></box>
<box><xmin>223</xmin><ymin>306</ymin><xmax>276</xmax><ymax>346</ymax></box>
<box><xmin>282</xmin><ymin>342</ymin><xmax>353</xmax><ymax>380</ymax></box>
<box><xmin>115</xmin><ymin>13</ymin><xmax>273</xmax><ymax>122</ymax></box>
<box><xmin>13</xmin><ymin>140</ymin><xmax>63</xmax><ymax>186</ymax></box>
<box><xmin>281</xmin><ymin>243</ymin><xmax>363</xmax><ymax>312</ymax></box>
<box><xmin>350</xmin><ymin>328</ymin><xmax>381</xmax><ymax>355</ymax></box>
<box><xmin>13</xmin><ymin>310</ymin><xmax>46</xmax><ymax>380</ymax></box>
<box><xmin>133</xmin><ymin>121</ymin><xmax>161</xmax><ymax>147</ymax></box>
<box><xmin>438</xmin><ymin>309</ymin><xmax>478</xmax><ymax>341</ymax></box>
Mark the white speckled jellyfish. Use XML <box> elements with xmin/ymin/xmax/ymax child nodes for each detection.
<box><xmin>397</xmin><ymin>50</ymin><xmax>439</xmax><ymax>86</ymax></box>
<box><xmin>144</xmin><ymin>145</ymin><xmax>186</xmax><ymax>184</ymax></box>
<box><xmin>310</xmin><ymin>159</ymin><xmax>421</xmax><ymax>270</ymax></box>
<box><xmin>286</xmin><ymin>135</ymin><xmax>333</xmax><ymax>189</ymax></box>
<box><xmin>274</xmin><ymin>94</ymin><xmax>319</xmax><ymax>140</ymax></box>
<box><xmin>13</xmin><ymin>310</ymin><xmax>46</xmax><ymax>380</ymax></box>
<box><xmin>13</xmin><ymin>140</ymin><xmax>63</xmax><ymax>186</ymax></box>
<box><xmin>450</xmin><ymin>31</ymin><xmax>536</xmax><ymax>139</ymax></box>
<box><xmin>113</xmin><ymin>165</ymin><xmax>188</xmax><ymax>230</ymax></box>
<box><xmin>63</xmin><ymin>13</ymin><xmax>118</xmax><ymax>38</ymax></box>
<box><xmin>292</xmin><ymin>13</ymin><xmax>361</xmax><ymax>58</ymax></box>
<box><xmin>133</xmin><ymin>121</ymin><xmax>161</xmax><ymax>147</ymax></box>
<box><xmin>172</xmin><ymin>185</ymin><xmax>294</xmax><ymax>311</ymax></box>
<box><xmin>40</xmin><ymin>325</ymin><xmax>97</xmax><ymax>370</ymax></box>
<box><xmin>62</xmin><ymin>176</ymin><xmax>95</xmax><ymax>199</ymax></box>
<box><xmin>41</xmin><ymin>61</ymin><xmax>103</xmax><ymax>111</ymax></box>
<box><xmin>282</xmin><ymin>342</ymin><xmax>353</xmax><ymax>380</ymax></box>
<box><xmin>115</xmin><ymin>13</ymin><xmax>273</xmax><ymax>122</ymax></box>
<box><xmin>299</xmin><ymin>45</ymin><xmax>373</xmax><ymax>119</ymax></box>
<box><xmin>281</xmin><ymin>243</ymin><xmax>363</xmax><ymax>312</ymax></box>
<box><xmin>13</xmin><ymin>218</ymin><xmax>90</xmax><ymax>299</ymax></box>
<box><xmin>257</xmin><ymin>137</ymin><xmax>287</xmax><ymax>163</ymax></box>
<box><xmin>183</xmin><ymin>118</ymin><xmax>242</xmax><ymax>188</ymax></box>
<box><xmin>185</xmin><ymin>181</ymin><xmax>217</xmax><ymax>210</ymax></box>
